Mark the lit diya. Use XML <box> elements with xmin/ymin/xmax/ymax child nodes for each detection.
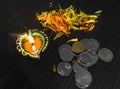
<box><xmin>16</xmin><ymin>30</ymin><xmax>48</xmax><ymax>58</ymax></box>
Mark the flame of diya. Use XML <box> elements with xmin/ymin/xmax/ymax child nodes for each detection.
<box><xmin>16</xmin><ymin>30</ymin><xmax>48</xmax><ymax>58</ymax></box>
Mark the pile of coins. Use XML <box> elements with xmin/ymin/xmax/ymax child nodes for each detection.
<box><xmin>57</xmin><ymin>38</ymin><xmax>113</xmax><ymax>88</ymax></box>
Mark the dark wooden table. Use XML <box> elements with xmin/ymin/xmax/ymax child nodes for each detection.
<box><xmin>0</xmin><ymin>0</ymin><xmax>120</xmax><ymax>89</ymax></box>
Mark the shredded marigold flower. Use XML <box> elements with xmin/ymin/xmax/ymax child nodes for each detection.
<box><xmin>36</xmin><ymin>5</ymin><xmax>101</xmax><ymax>40</ymax></box>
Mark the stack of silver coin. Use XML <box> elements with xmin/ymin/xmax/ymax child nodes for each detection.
<box><xmin>57</xmin><ymin>38</ymin><xmax>113</xmax><ymax>88</ymax></box>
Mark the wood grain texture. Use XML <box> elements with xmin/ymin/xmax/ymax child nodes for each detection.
<box><xmin>0</xmin><ymin>0</ymin><xmax>120</xmax><ymax>89</ymax></box>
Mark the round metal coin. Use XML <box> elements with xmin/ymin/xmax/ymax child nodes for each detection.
<box><xmin>88</xmin><ymin>39</ymin><xmax>100</xmax><ymax>53</ymax></box>
<box><xmin>75</xmin><ymin>82</ymin><xmax>90</xmax><ymax>89</ymax></box>
<box><xmin>80</xmin><ymin>39</ymin><xmax>100</xmax><ymax>53</ymax></box>
<box><xmin>78</xmin><ymin>52</ymin><xmax>93</xmax><ymax>67</ymax></box>
<box><xmin>57</xmin><ymin>62</ymin><xmax>72</xmax><ymax>76</ymax></box>
<box><xmin>90</xmin><ymin>53</ymin><xmax>99</xmax><ymax>64</ymax></box>
<box><xmin>98</xmin><ymin>48</ymin><xmax>113</xmax><ymax>62</ymax></box>
<box><xmin>75</xmin><ymin>70</ymin><xmax>92</xmax><ymax>88</ymax></box>
<box><xmin>58</xmin><ymin>44</ymin><xmax>74</xmax><ymax>62</ymax></box>
<box><xmin>80</xmin><ymin>39</ymin><xmax>90</xmax><ymax>51</ymax></box>
<box><xmin>72</xmin><ymin>62</ymin><xmax>86</xmax><ymax>73</ymax></box>
<box><xmin>72</xmin><ymin>41</ymin><xmax>85</xmax><ymax>54</ymax></box>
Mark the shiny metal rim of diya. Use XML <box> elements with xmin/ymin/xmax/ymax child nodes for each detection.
<box><xmin>16</xmin><ymin>29</ymin><xmax>48</xmax><ymax>58</ymax></box>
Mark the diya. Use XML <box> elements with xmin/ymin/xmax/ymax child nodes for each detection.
<box><xmin>16</xmin><ymin>29</ymin><xmax>48</xmax><ymax>58</ymax></box>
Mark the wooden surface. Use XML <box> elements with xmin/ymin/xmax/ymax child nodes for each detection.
<box><xmin>0</xmin><ymin>0</ymin><xmax>120</xmax><ymax>89</ymax></box>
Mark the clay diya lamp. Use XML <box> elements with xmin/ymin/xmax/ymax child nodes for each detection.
<box><xmin>16</xmin><ymin>29</ymin><xmax>48</xmax><ymax>58</ymax></box>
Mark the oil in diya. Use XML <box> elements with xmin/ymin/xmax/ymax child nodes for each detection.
<box><xmin>16</xmin><ymin>29</ymin><xmax>48</xmax><ymax>58</ymax></box>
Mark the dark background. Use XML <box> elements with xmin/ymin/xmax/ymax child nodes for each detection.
<box><xmin>0</xmin><ymin>0</ymin><xmax>120</xmax><ymax>89</ymax></box>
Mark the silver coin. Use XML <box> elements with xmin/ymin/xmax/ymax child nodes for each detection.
<box><xmin>88</xmin><ymin>39</ymin><xmax>100</xmax><ymax>53</ymax></box>
<box><xmin>57</xmin><ymin>62</ymin><xmax>72</xmax><ymax>76</ymax></box>
<box><xmin>58</xmin><ymin>44</ymin><xmax>74</xmax><ymax>62</ymax></box>
<box><xmin>58</xmin><ymin>44</ymin><xmax>70</xmax><ymax>53</ymax></box>
<box><xmin>98</xmin><ymin>48</ymin><xmax>113</xmax><ymax>62</ymax></box>
<box><xmin>78</xmin><ymin>52</ymin><xmax>93</xmax><ymax>67</ymax></box>
<box><xmin>75</xmin><ymin>82</ymin><xmax>89</xmax><ymax>89</ymax></box>
<box><xmin>72</xmin><ymin>62</ymin><xmax>86</xmax><ymax>73</ymax></box>
<box><xmin>90</xmin><ymin>53</ymin><xmax>99</xmax><ymax>64</ymax></box>
<box><xmin>78</xmin><ymin>52</ymin><xmax>99</xmax><ymax>67</ymax></box>
<box><xmin>75</xmin><ymin>70</ymin><xmax>92</xmax><ymax>87</ymax></box>
<box><xmin>80</xmin><ymin>39</ymin><xmax>90</xmax><ymax>51</ymax></box>
<box><xmin>81</xmin><ymin>39</ymin><xmax>100</xmax><ymax>53</ymax></box>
